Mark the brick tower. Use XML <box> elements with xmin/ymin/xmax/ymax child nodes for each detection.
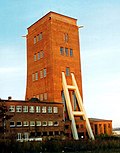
<box><xmin>25</xmin><ymin>11</ymin><xmax>83</xmax><ymax>103</ymax></box>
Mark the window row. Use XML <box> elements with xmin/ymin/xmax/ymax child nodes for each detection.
<box><xmin>34</xmin><ymin>32</ymin><xmax>42</xmax><ymax>44</ymax></box>
<box><xmin>60</xmin><ymin>47</ymin><xmax>73</xmax><ymax>57</ymax></box>
<box><xmin>33</xmin><ymin>93</ymin><xmax>47</xmax><ymax>101</ymax></box>
<box><xmin>34</xmin><ymin>51</ymin><xmax>44</xmax><ymax>61</ymax></box>
<box><xmin>10</xmin><ymin>120</ymin><xmax>59</xmax><ymax>127</ymax></box>
<box><xmin>9</xmin><ymin>105</ymin><xmax>58</xmax><ymax>114</ymax></box>
<box><xmin>32</xmin><ymin>68</ymin><xmax>46</xmax><ymax>81</ymax></box>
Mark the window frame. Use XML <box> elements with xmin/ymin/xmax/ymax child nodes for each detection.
<box><xmin>16</xmin><ymin>106</ymin><xmax>22</xmax><ymax>113</ymax></box>
<box><xmin>9</xmin><ymin>105</ymin><xmax>15</xmax><ymax>112</ymax></box>
<box><xmin>29</xmin><ymin>106</ymin><xmax>35</xmax><ymax>113</ymax></box>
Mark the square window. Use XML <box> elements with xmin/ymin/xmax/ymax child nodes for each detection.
<box><xmin>24</xmin><ymin>133</ymin><xmax>29</xmax><ymax>140</ymax></box>
<box><xmin>65</xmin><ymin>48</ymin><xmax>68</xmax><ymax>56</ymax></box>
<box><xmin>42</xmin><ymin>106</ymin><xmax>46</xmax><ymax>113</ymax></box>
<box><xmin>9</xmin><ymin>106</ymin><xmax>15</xmax><ymax>112</ymax></box>
<box><xmin>54</xmin><ymin>121</ymin><xmax>59</xmax><ymax>126</ymax></box>
<box><xmin>17</xmin><ymin>121</ymin><xmax>22</xmax><ymax>127</ymax></box>
<box><xmin>30</xmin><ymin>121</ymin><xmax>35</xmax><ymax>126</ymax></box>
<box><xmin>29</xmin><ymin>106</ymin><xmax>34</xmax><ymax>113</ymax></box>
<box><xmin>53</xmin><ymin>107</ymin><xmax>58</xmax><ymax>113</ymax></box>
<box><xmin>10</xmin><ymin>121</ymin><xmax>15</xmax><ymax>127</ymax></box>
<box><xmin>23</xmin><ymin>121</ymin><xmax>29</xmax><ymax>126</ymax></box>
<box><xmin>16</xmin><ymin>106</ymin><xmax>22</xmax><ymax>113</ymax></box>
<box><xmin>23</xmin><ymin>106</ymin><xmax>28</xmax><ymax>113</ymax></box>
<box><xmin>48</xmin><ymin>121</ymin><xmax>53</xmax><ymax>126</ymax></box>
<box><xmin>66</xmin><ymin>67</ymin><xmax>70</xmax><ymax>76</ymax></box>
<box><xmin>36</xmin><ymin>121</ymin><xmax>41</xmax><ymax>126</ymax></box>
<box><xmin>42</xmin><ymin>121</ymin><xmax>47</xmax><ymax>126</ymax></box>
<box><xmin>36</xmin><ymin>106</ymin><xmax>41</xmax><ymax>113</ymax></box>
<box><xmin>48</xmin><ymin>106</ymin><xmax>52</xmax><ymax>113</ymax></box>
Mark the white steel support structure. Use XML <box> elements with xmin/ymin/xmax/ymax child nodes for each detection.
<box><xmin>62</xmin><ymin>72</ymin><xmax>95</xmax><ymax>140</ymax></box>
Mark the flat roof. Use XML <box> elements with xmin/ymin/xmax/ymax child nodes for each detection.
<box><xmin>27</xmin><ymin>11</ymin><xmax>77</xmax><ymax>30</ymax></box>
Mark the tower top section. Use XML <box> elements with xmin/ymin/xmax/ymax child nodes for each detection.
<box><xmin>27</xmin><ymin>11</ymin><xmax>77</xmax><ymax>33</ymax></box>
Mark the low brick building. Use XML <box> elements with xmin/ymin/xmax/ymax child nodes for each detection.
<box><xmin>0</xmin><ymin>98</ymin><xmax>64</xmax><ymax>141</ymax></box>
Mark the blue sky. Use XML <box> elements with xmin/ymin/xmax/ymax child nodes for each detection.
<box><xmin>0</xmin><ymin>0</ymin><xmax>120</xmax><ymax>128</ymax></box>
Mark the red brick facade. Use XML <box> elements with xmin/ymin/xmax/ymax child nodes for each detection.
<box><xmin>25</xmin><ymin>11</ymin><xmax>83</xmax><ymax>102</ymax></box>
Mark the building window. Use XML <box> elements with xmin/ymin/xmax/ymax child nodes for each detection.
<box><xmin>39</xmin><ymin>32</ymin><xmax>42</xmax><ymax>41</ymax></box>
<box><xmin>70</xmin><ymin>49</ymin><xmax>73</xmax><ymax>57</ymax></box>
<box><xmin>40</xmin><ymin>50</ymin><xmax>44</xmax><ymax>58</ymax></box>
<box><xmin>42</xmin><ymin>121</ymin><xmax>47</xmax><ymax>126</ymax></box>
<box><xmin>29</xmin><ymin>106</ymin><xmax>34</xmax><ymax>113</ymax></box>
<box><xmin>40</xmin><ymin>94</ymin><xmax>43</xmax><ymax>101</ymax></box>
<box><xmin>34</xmin><ymin>53</ymin><xmax>37</xmax><ymax>61</ymax></box>
<box><xmin>43</xmin><ymin>68</ymin><xmax>46</xmax><ymax>77</ymax></box>
<box><xmin>60</xmin><ymin>47</ymin><xmax>64</xmax><ymax>55</ymax></box>
<box><xmin>65</xmin><ymin>48</ymin><xmax>68</xmax><ymax>56</ymax></box>
<box><xmin>36</xmin><ymin>121</ymin><xmax>41</xmax><ymax>126</ymax></box>
<box><xmin>48</xmin><ymin>121</ymin><xmax>53</xmax><ymax>126</ymax></box>
<box><xmin>64</xmin><ymin>33</ymin><xmax>69</xmax><ymax>42</ymax></box>
<box><xmin>10</xmin><ymin>121</ymin><xmax>15</xmax><ymax>127</ymax></box>
<box><xmin>66</xmin><ymin>67</ymin><xmax>70</xmax><ymax>76</ymax></box>
<box><xmin>23</xmin><ymin>106</ymin><xmax>28</xmax><ymax>113</ymax></box>
<box><xmin>16</xmin><ymin>106</ymin><xmax>22</xmax><ymax>113</ymax></box>
<box><xmin>9</xmin><ymin>106</ymin><xmax>15</xmax><ymax>112</ymax></box>
<box><xmin>54</xmin><ymin>121</ymin><xmax>59</xmax><ymax>126</ymax></box>
<box><xmin>30</xmin><ymin>121</ymin><xmax>35</xmax><ymax>126</ymax></box>
<box><xmin>40</xmin><ymin>70</ymin><xmax>43</xmax><ymax>78</ymax></box>
<box><xmin>44</xmin><ymin>93</ymin><xmax>47</xmax><ymax>100</ymax></box>
<box><xmin>32</xmin><ymin>73</ymin><xmax>35</xmax><ymax>81</ymax></box>
<box><xmin>38</xmin><ymin>52</ymin><xmax>40</xmax><ymax>60</ymax></box>
<box><xmin>24</xmin><ymin>133</ymin><xmax>29</xmax><ymax>141</ymax></box>
<box><xmin>36</xmin><ymin>106</ymin><xmax>41</xmax><ymax>113</ymax></box>
<box><xmin>53</xmin><ymin>107</ymin><xmax>58</xmax><ymax>113</ymax></box>
<box><xmin>17</xmin><ymin>133</ymin><xmax>22</xmax><ymax>140</ymax></box>
<box><xmin>16</xmin><ymin>121</ymin><xmax>22</xmax><ymax>127</ymax></box>
<box><xmin>48</xmin><ymin>106</ymin><xmax>52</xmax><ymax>113</ymax></box>
<box><xmin>23</xmin><ymin>121</ymin><xmax>29</xmax><ymax>126</ymax></box>
<box><xmin>35</xmin><ymin>72</ymin><xmax>38</xmax><ymax>80</ymax></box>
<box><xmin>42</xmin><ymin>106</ymin><xmax>46</xmax><ymax>113</ymax></box>
<box><xmin>34</xmin><ymin>36</ymin><xmax>36</xmax><ymax>44</ymax></box>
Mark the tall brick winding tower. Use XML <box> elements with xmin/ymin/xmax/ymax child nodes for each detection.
<box><xmin>25</xmin><ymin>11</ymin><xmax>83</xmax><ymax>102</ymax></box>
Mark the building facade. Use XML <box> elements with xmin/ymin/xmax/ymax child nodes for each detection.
<box><xmin>0</xmin><ymin>12</ymin><xmax>112</xmax><ymax>141</ymax></box>
<box><xmin>25</xmin><ymin>11</ymin><xmax>83</xmax><ymax>102</ymax></box>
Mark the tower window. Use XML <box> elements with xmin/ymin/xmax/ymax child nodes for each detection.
<box><xmin>38</xmin><ymin>52</ymin><xmax>40</xmax><ymax>60</ymax></box>
<box><xmin>35</xmin><ymin>72</ymin><xmax>38</xmax><ymax>80</ymax></box>
<box><xmin>32</xmin><ymin>73</ymin><xmax>35</xmax><ymax>81</ymax></box>
<box><xmin>70</xmin><ymin>49</ymin><xmax>73</xmax><ymax>57</ymax></box>
<box><xmin>34</xmin><ymin>53</ymin><xmax>37</xmax><ymax>61</ymax></box>
<box><xmin>34</xmin><ymin>36</ymin><xmax>37</xmax><ymax>44</ymax></box>
<box><xmin>60</xmin><ymin>47</ymin><xmax>64</xmax><ymax>55</ymax></box>
<box><xmin>40</xmin><ymin>50</ymin><xmax>44</xmax><ymax>58</ymax></box>
<box><xmin>43</xmin><ymin>68</ymin><xmax>46</xmax><ymax>77</ymax></box>
<box><xmin>39</xmin><ymin>32</ymin><xmax>42</xmax><ymax>41</ymax></box>
<box><xmin>65</xmin><ymin>48</ymin><xmax>68</xmax><ymax>56</ymax></box>
<box><xmin>64</xmin><ymin>33</ymin><xmax>69</xmax><ymax>42</ymax></box>
<box><xmin>40</xmin><ymin>70</ymin><xmax>43</xmax><ymax>78</ymax></box>
<box><xmin>66</xmin><ymin>67</ymin><xmax>70</xmax><ymax>76</ymax></box>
